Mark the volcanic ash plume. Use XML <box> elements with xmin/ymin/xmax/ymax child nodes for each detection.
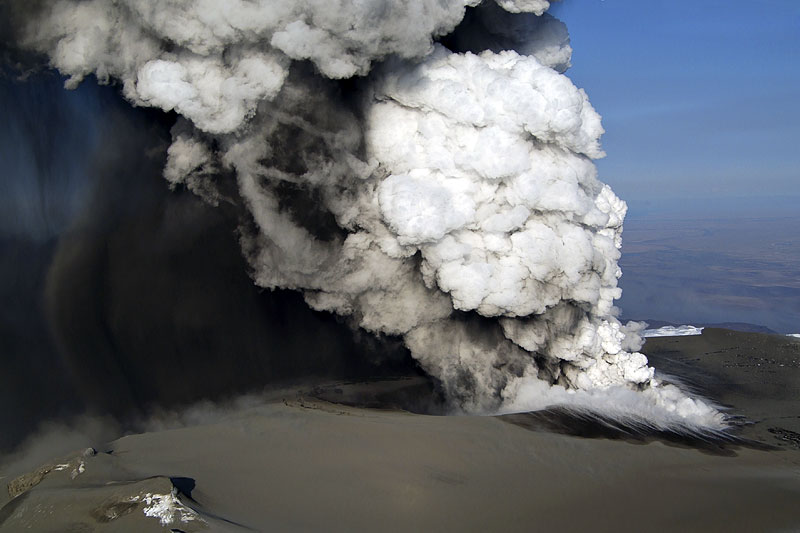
<box><xmin>21</xmin><ymin>0</ymin><xmax>725</xmax><ymax>429</ymax></box>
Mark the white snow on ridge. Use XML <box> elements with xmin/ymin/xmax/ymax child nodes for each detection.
<box><xmin>642</xmin><ymin>325</ymin><xmax>704</xmax><ymax>338</ymax></box>
<box><xmin>129</xmin><ymin>490</ymin><xmax>203</xmax><ymax>527</ymax></box>
<box><xmin>787</xmin><ymin>334</ymin><xmax>800</xmax><ymax>338</ymax></box>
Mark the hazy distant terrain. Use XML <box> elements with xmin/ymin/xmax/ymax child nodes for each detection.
<box><xmin>618</xmin><ymin>204</ymin><xmax>800</xmax><ymax>333</ymax></box>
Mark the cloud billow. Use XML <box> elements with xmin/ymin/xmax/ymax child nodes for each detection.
<box><xmin>18</xmin><ymin>0</ymin><xmax>724</xmax><ymax>429</ymax></box>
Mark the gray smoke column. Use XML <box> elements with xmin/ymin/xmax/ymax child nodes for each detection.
<box><xmin>20</xmin><ymin>0</ymin><xmax>724</xmax><ymax>429</ymax></box>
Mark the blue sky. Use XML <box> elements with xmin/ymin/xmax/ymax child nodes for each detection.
<box><xmin>550</xmin><ymin>0</ymin><xmax>800</xmax><ymax>205</ymax></box>
<box><xmin>550</xmin><ymin>1</ymin><xmax>800</xmax><ymax>330</ymax></box>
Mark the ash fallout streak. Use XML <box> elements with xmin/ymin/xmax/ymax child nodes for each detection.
<box><xmin>2</xmin><ymin>0</ymin><xmax>724</xmax><ymax>445</ymax></box>
<box><xmin>0</xmin><ymin>74</ymin><xmax>420</xmax><ymax>453</ymax></box>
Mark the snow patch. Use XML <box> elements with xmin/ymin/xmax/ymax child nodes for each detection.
<box><xmin>129</xmin><ymin>489</ymin><xmax>203</xmax><ymax>527</ymax></box>
<box><xmin>70</xmin><ymin>460</ymin><xmax>85</xmax><ymax>479</ymax></box>
<box><xmin>642</xmin><ymin>325</ymin><xmax>704</xmax><ymax>338</ymax></box>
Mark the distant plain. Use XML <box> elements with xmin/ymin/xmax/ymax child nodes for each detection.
<box><xmin>618</xmin><ymin>197</ymin><xmax>800</xmax><ymax>333</ymax></box>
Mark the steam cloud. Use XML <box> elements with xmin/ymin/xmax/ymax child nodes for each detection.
<box><xmin>18</xmin><ymin>0</ymin><xmax>724</xmax><ymax>429</ymax></box>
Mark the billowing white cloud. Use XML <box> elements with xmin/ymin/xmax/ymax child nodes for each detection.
<box><xmin>20</xmin><ymin>0</ymin><xmax>726</xmax><ymax>429</ymax></box>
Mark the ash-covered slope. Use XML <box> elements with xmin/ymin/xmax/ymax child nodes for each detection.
<box><xmin>642</xmin><ymin>328</ymin><xmax>800</xmax><ymax>446</ymax></box>
<box><xmin>3</xmin><ymin>379</ymin><xmax>799</xmax><ymax>532</ymax></box>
